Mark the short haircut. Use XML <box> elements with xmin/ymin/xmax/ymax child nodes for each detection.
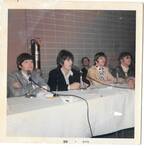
<box><xmin>81</xmin><ymin>57</ymin><xmax>90</xmax><ymax>64</ymax></box>
<box><xmin>56</xmin><ymin>49</ymin><xmax>74</xmax><ymax>67</ymax></box>
<box><xmin>94</xmin><ymin>52</ymin><xmax>107</xmax><ymax>64</ymax></box>
<box><xmin>118</xmin><ymin>52</ymin><xmax>132</xmax><ymax>62</ymax></box>
<box><xmin>16</xmin><ymin>53</ymin><xmax>33</xmax><ymax>70</ymax></box>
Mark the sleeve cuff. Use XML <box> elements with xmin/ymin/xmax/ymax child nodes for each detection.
<box><xmin>67</xmin><ymin>85</ymin><xmax>70</xmax><ymax>90</ymax></box>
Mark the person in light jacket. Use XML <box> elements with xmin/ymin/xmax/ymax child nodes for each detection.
<box><xmin>7</xmin><ymin>53</ymin><xmax>48</xmax><ymax>97</ymax></box>
<box><xmin>87</xmin><ymin>52</ymin><xmax>116</xmax><ymax>86</ymax></box>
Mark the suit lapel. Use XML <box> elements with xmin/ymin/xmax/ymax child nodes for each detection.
<box><xmin>16</xmin><ymin>71</ymin><xmax>29</xmax><ymax>86</ymax></box>
<box><xmin>119</xmin><ymin>66</ymin><xmax>126</xmax><ymax>78</ymax></box>
<box><xmin>58</xmin><ymin>68</ymin><xmax>67</xmax><ymax>85</ymax></box>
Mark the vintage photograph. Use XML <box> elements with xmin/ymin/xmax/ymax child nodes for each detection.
<box><xmin>0</xmin><ymin>0</ymin><xmax>143</xmax><ymax>144</ymax></box>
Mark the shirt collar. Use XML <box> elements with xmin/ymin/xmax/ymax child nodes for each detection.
<box><xmin>61</xmin><ymin>68</ymin><xmax>73</xmax><ymax>85</ymax></box>
<box><xmin>95</xmin><ymin>65</ymin><xmax>104</xmax><ymax>70</ymax></box>
<box><xmin>61</xmin><ymin>68</ymin><xmax>73</xmax><ymax>78</ymax></box>
<box><xmin>21</xmin><ymin>70</ymin><xmax>31</xmax><ymax>81</ymax></box>
<box><xmin>121</xmin><ymin>64</ymin><xmax>129</xmax><ymax>73</ymax></box>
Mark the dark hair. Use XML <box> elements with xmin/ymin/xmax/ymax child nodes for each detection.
<box><xmin>16</xmin><ymin>53</ymin><xmax>33</xmax><ymax>70</ymax></box>
<box><xmin>118</xmin><ymin>52</ymin><xmax>132</xmax><ymax>62</ymax></box>
<box><xmin>81</xmin><ymin>57</ymin><xmax>90</xmax><ymax>64</ymax></box>
<box><xmin>94</xmin><ymin>52</ymin><xmax>107</xmax><ymax>64</ymax></box>
<box><xmin>56</xmin><ymin>49</ymin><xmax>74</xmax><ymax>67</ymax></box>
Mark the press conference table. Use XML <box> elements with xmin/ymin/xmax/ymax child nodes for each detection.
<box><xmin>7</xmin><ymin>85</ymin><xmax>134</xmax><ymax>137</ymax></box>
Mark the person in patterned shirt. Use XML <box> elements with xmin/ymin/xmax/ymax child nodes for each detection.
<box><xmin>87</xmin><ymin>52</ymin><xmax>116</xmax><ymax>86</ymax></box>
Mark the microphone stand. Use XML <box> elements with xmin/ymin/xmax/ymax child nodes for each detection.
<box><xmin>25</xmin><ymin>71</ymin><xmax>37</xmax><ymax>98</ymax></box>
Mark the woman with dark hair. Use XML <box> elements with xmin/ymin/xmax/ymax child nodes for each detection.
<box><xmin>87</xmin><ymin>52</ymin><xmax>116</xmax><ymax>86</ymax></box>
<box><xmin>48</xmin><ymin>49</ymin><xmax>80</xmax><ymax>91</ymax></box>
<box><xmin>112</xmin><ymin>52</ymin><xmax>135</xmax><ymax>89</ymax></box>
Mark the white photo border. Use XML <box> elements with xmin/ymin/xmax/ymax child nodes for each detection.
<box><xmin>0</xmin><ymin>0</ymin><xmax>143</xmax><ymax>144</ymax></box>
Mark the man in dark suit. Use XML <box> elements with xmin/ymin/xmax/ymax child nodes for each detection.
<box><xmin>112</xmin><ymin>52</ymin><xmax>135</xmax><ymax>89</ymax></box>
<box><xmin>48</xmin><ymin>50</ymin><xmax>80</xmax><ymax>91</ymax></box>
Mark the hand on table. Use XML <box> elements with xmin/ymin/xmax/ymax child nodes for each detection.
<box><xmin>69</xmin><ymin>82</ymin><xmax>80</xmax><ymax>90</ymax></box>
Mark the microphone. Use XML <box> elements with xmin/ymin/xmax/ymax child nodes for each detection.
<box><xmin>115</xmin><ymin>67</ymin><xmax>120</xmax><ymax>83</ymax></box>
<box><xmin>79</xmin><ymin>70</ymin><xmax>85</xmax><ymax>89</ymax></box>
<box><xmin>28</xmin><ymin>76</ymin><xmax>56</xmax><ymax>96</ymax></box>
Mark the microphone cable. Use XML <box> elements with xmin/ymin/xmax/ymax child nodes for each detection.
<box><xmin>53</xmin><ymin>92</ymin><xmax>94</xmax><ymax>137</ymax></box>
<box><xmin>29</xmin><ymin>77</ymin><xmax>94</xmax><ymax>137</ymax></box>
<box><xmin>29</xmin><ymin>77</ymin><xmax>56</xmax><ymax>96</ymax></box>
<box><xmin>87</xmin><ymin>76</ymin><xmax>132</xmax><ymax>89</ymax></box>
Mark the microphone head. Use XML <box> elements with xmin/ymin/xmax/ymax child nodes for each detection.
<box><xmin>27</xmin><ymin>70</ymin><xmax>32</xmax><ymax>75</ymax></box>
<box><xmin>80</xmin><ymin>70</ymin><xmax>83</xmax><ymax>75</ymax></box>
<box><xmin>29</xmin><ymin>77</ymin><xmax>32</xmax><ymax>81</ymax></box>
<box><xmin>116</xmin><ymin>67</ymin><xmax>120</xmax><ymax>72</ymax></box>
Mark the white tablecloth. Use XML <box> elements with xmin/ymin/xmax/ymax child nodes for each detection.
<box><xmin>7</xmin><ymin>86</ymin><xmax>134</xmax><ymax>137</ymax></box>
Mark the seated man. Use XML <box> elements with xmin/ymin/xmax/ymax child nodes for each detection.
<box><xmin>87</xmin><ymin>52</ymin><xmax>116</xmax><ymax>86</ymax></box>
<box><xmin>7</xmin><ymin>53</ymin><xmax>48</xmax><ymax>97</ymax></box>
<box><xmin>112</xmin><ymin>52</ymin><xmax>135</xmax><ymax>89</ymax></box>
<box><xmin>81</xmin><ymin>57</ymin><xmax>91</xmax><ymax>86</ymax></box>
<box><xmin>48</xmin><ymin>49</ymin><xmax>80</xmax><ymax>91</ymax></box>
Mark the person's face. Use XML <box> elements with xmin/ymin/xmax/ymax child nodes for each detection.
<box><xmin>19</xmin><ymin>59</ymin><xmax>34</xmax><ymax>72</ymax></box>
<box><xmin>96</xmin><ymin>56</ymin><xmax>106</xmax><ymax>67</ymax></box>
<box><xmin>121</xmin><ymin>55</ymin><xmax>131</xmax><ymax>66</ymax></box>
<box><xmin>62</xmin><ymin>58</ymin><xmax>73</xmax><ymax>71</ymax></box>
<box><xmin>83</xmin><ymin>58</ymin><xmax>90</xmax><ymax>67</ymax></box>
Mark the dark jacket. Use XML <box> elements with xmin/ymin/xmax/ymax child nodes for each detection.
<box><xmin>81</xmin><ymin>67</ymin><xmax>90</xmax><ymax>85</ymax></box>
<box><xmin>111</xmin><ymin>65</ymin><xmax>135</xmax><ymax>79</ymax></box>
<box><xmin>81</xmin><ymin>67</ymin><xmax>88</xmax><ymax>79</ymax></box>
<box><xmin>48</xmin><ymin>67</ymin><xmax>80</xmax><ymax>91</ymax></box>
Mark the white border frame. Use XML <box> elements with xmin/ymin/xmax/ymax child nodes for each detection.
<box><xmin>0</xmin><ymin>0</ymin><xmax>143</xmax><ymax>144</ymax></box>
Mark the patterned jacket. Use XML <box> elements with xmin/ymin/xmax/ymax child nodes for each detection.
<box><xmin>87</xmin><ymin>65</ymin><xmax>116</xmax><ymax>86</ymax></box>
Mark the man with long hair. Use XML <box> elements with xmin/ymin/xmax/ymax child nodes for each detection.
<box><xmin>48</xmin><ymin>49</ymin><xmax>80</xmax><ymax>91</ymax></box>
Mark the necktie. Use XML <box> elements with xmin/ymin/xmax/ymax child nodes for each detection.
<box><xmin>99</xmin><ymin>67</ymin><xmax>105</xmax><ymax>80</ymax></box>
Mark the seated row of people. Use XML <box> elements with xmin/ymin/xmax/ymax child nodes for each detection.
<box><xmin>7</xmin><ymin>49</ymin><xmax>135</xmax><ymax>97</ymax></box>
<box><xmin>81</xmin><ymin>52</ymin><xmax>135</xmax><ymax>88</ymax></box>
